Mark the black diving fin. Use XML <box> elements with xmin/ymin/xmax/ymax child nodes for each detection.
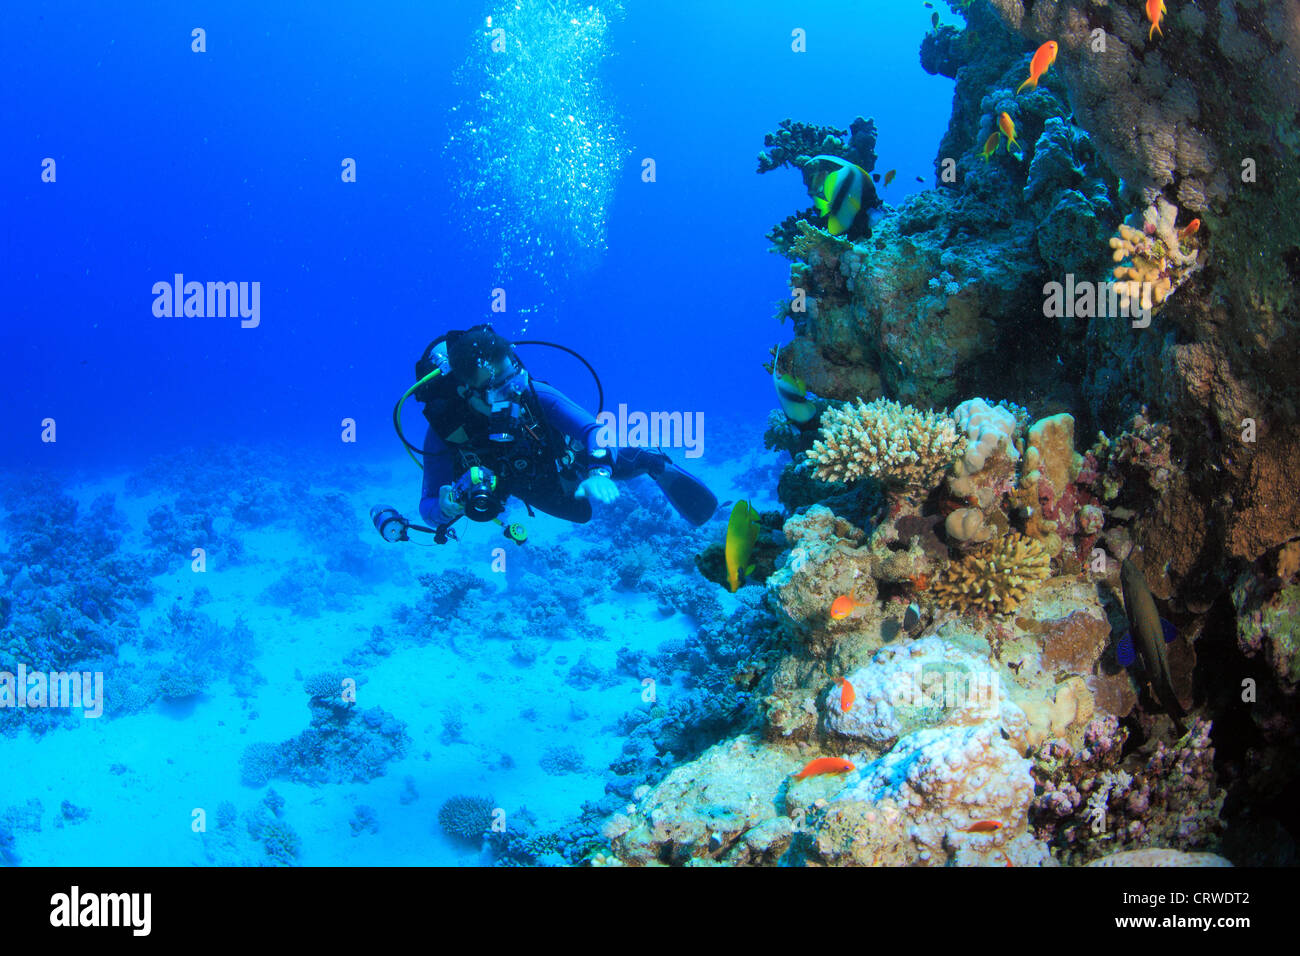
<box><xmin>651</xmin><ymin>460</ymin><xmax>718</xmax><ymax>527</ymax></box>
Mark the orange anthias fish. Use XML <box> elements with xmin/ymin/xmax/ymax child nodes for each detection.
<box><xmin>1179</xmin><ymin>218</ymin><xmax>1200</xmax><ymax>238</ymax></box>
<box><xmin>962</xmin><ymin>820</ymin><xmax>1002</xmax><ymax>833</ymax></box>
<box><xmin>1016</xmin><ymin>40</ymin><xmax>1059</xmax><ymax>93</ymax></box>
<box><xmin>979</xmin><ymin>130</ymin><xmax>1001</xmax><ymax>161</ymax></box>
<box><xmin>884</xmin><ymin>168</ymin><xmax>897</xmax><ymax>187</ymax></box>
<box><xmin>1147</xmin><ymin>0</ymin><xmax>1167</xmax><ymax>41</ymax></box>
<box><xmin>834</xmin><ymin>677</ymin><xmax>856</xmax><ymax>713</ymax></box>
<box><xmin>998</xmin><ymin>112</ymin><xmax>1020</xmax><ymax>153</ymax></box>
<box><xmin>830</xmin><ymin>595</ymin><xmax>862</xmax><ymax>620</ymax></box>
<box><xmin>794</xmin><ymin>757</ymin><xmax>856</xmax><ymax>780</ymax></box>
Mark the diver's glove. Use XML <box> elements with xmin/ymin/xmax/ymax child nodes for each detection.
<box><xmin>437</xmin><ymin>484</ymin><xmax>465</xmax><ymax>521</ymax></box>
<box><xmin>575</xmin><ymin>467</ymin><xmax>618</xmax><ymax>505</ymax></box>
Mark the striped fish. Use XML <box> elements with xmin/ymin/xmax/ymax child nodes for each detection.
<box><xmin>809</xmin><ymin>154</ymin><xmax>870</xmax><ymax>236</ymax></box>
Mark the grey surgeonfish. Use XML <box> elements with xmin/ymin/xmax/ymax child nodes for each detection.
<box><xmin>1118</xmin><ymin>558</ymin><xmax>1188</xmax><ymax>736</ymax></box>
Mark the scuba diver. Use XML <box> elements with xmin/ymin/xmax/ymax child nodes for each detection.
<box><xmin>376</xmin><ymin>324</ymin><xmax>717</xmax><ymax>546</ymax></box>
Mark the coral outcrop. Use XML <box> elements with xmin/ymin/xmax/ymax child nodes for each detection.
<box><xmin>1030</xmin><ymin>717</ymin><xmax>1223</xmax><ymax>864</ymax></box>
<box><xmin>438</xmin><ymin>795</ymin><xmax>496</xmax><ymax>844</ymax></box>
<box><xmin>806</xmin><ymin>398</ymin><xmax>960</xmax><ymax>489</ymax></box>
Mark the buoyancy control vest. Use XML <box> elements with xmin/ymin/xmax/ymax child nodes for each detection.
<box><xmin>412</xmin><ymin>330</ymin><xmax>571</xmax><ymax>484</ymax></box>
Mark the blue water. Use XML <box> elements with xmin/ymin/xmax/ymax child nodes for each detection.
<box><xmin>0</xmin><ymin>0</ymin><xmax>951</xmax><ymax>865</ymax></box>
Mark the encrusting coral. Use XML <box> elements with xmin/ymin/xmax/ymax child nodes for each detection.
<box><xmin>1023</xmin><ymin>413</ymin><xmax>1083</xmax><ymax>496</ymax></box>
<box><xmin>806</xmin><ymin>398</ymin><xmax>960</xmax><ymax>488</ymax></box>
<box><xmin>932</xmin><ymin>532</ymin><xmax>1052</xmax><ymax>615</ymax></box>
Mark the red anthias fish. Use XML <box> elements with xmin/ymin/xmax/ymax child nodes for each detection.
<box><xmin>793</xmin><ymin>757</ymin><xmax>856</xmax><ymax>780</ymax></box>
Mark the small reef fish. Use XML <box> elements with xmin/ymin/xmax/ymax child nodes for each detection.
<box><xmin>1179</xmin><ymin>218</ymin><xmax>1200</xmax><ymax>238</ymax></box>
<box><xmin>834</xmin><ymin>676</ymin><xmax>856</xmax><ymax>712</ymax></box>
<box><xmin>808</xmin><ymin>154</ymin><xmax>871</xmax><ymax>236</ymax></box>
<box><xmin>725</xmin><ymin>500</ymin><xmax>761</xmax><ymax>592</ymax></box>
<box><xmin>884</xmin><ymin>168</ymin><xmax>897</xmax><ymax>187</ymax></box>
<box><xmin>1118</xmin><ymin>558</ymin><xmax>1188</xmax><ymax>735</ymax></box>
<box><xmin>1016</xmin><ymin>40</ymin><xmax>1059</xmax><ymax>94</ymax></box>
<box><xmin>902</xmin><ymin>602</ymin><xmax>924</xmax><ymax>637</ymax></box>
<box><xmin>830</xmin><ymin>594</ymin><xmax>863</xmax><ymax>620</ymax></box>
<box><xmin>962</xmin><ymin>820</ymin><xmax>1002</xmax><ymax>833</ymax></box>
<box><xmin>979</xmin><ymin>130</ymin><xmax>1001</xmax><ymax>161</ymax></box>
<box><xmin>771</xmin><ymin>344</ymin><xmax>818</xmax><ymax>424</ymax></box>
<box><xmin>931</xmin><ymin>11</ymin><xmax>940</xmax><ymax>28</ymax></box>
<box><xmin>998</xmin><ymin>112</ymin><xmax>1022</xmax><ymax>158</ymax></box>
<box><xmin>793</xmin><ymin>757</ymin><xmax>856</xmax><ymax>780</ymax></box>
<box><xmin>1147</xmin><ymin>0</ymin><xmax>1167</xmax><ymax>41</ymax></box>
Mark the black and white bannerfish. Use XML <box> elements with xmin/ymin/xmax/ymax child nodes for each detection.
<box><xmin>771</xmin><ymin>344</ymin><xmax>818</xmax><ymax>424</ymax></box>
<box><xmin>808</xmin><ymin>154</ymin><xmax>872</xmax><ymax>236</ymax></box>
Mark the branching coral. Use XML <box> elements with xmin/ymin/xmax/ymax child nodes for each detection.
<box><xmin>932</xmin><ymin>532</ymin><xmax>1052</xmax><ymax>615</ymax></box>
<box><xmin>806</xmin><ymin>398</ymin><xmax>960</xmax><ymax>489</ymax></box>
<box><xmin>1107</xmin><ymin>200</ymin><xmax>1203</xmax><ymax>312</ymax></box>
<box><xmin>239</xmin><ymin>701</ymin><xmax>408</xmax><ymax>788</ymax></box>
<box><xmin>438</xmin><ymin>795</ymin><xmax>496</xmax><ymax>844</ymax></box>
<box><xmin>302</xmin><ymin>671</ymin><xmax>349</xmax><ymax>703</ymax></box>
<box><xmin>756</xmin><ymin>116</ymin><xmax>879</xmax><ymax>177</ymax></box>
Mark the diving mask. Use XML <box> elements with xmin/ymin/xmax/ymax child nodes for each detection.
<box><xmin>484</xmin><ymin>362</ymin><xmax>530</xmax><ymax>442</ymax></box>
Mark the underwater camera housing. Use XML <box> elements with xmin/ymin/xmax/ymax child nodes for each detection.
<box><xmin>457</xmin><ymin>466</ymin><xmax>504</xmax><ymax>522</ymax></box>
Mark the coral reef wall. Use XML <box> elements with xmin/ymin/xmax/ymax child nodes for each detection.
<box><xmin>615</xmin><ymin>0</ymin><xmax>1300</xmax><ymax>868</ymax></box>
<box><xmin>772</xmin><ymin>0</ymin><xmax>1123</xmax><ymax>412</ymax></box>
<box><xmin>989</xmin><ymin>0</ymin><xmax>1300</xmax><ymax>583</ymax></box>
<box><xmin>992</xmin><ymin>0</ymin><xmax>1300</xmax><ymax>320</ymax></box>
